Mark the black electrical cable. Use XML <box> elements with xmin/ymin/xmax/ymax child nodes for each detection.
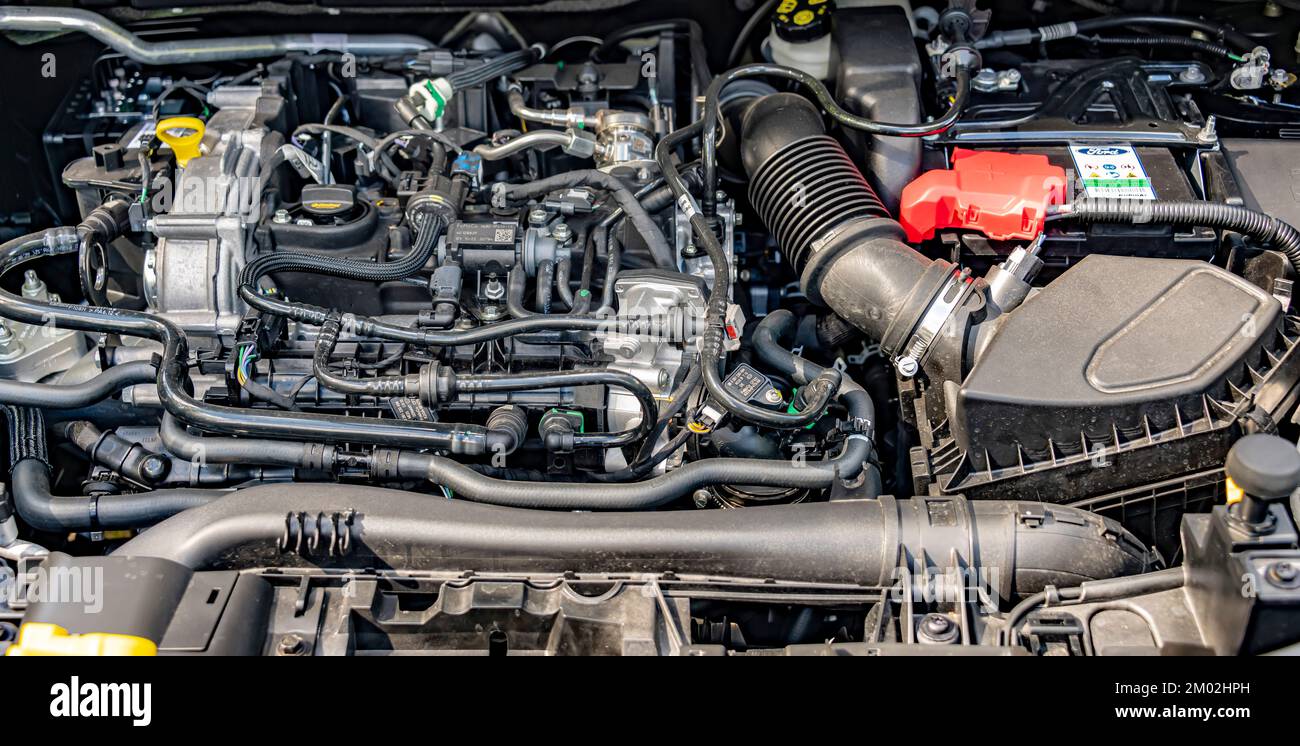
<box><xmin>656</xmin><ymin>120</ymin><xmax>841</xmax><ymax>430</ymax></box>
<box><xmin>727</xmin><ymin>0</ymin><xmax>780</xmax><ymax>67</ymax></box>
<box><xmin>1048</xmin><ymin>200</ymin><xmax>1300</xmax><ymax>275</ymax></box>
<box><xmin>1082</xmin><ymin>34</ymin><xmax>1239</xmax><ymax>61</ymax></box>
<box><xmin>589</xmin><ymin>19</ymin><xmax>711</xmax><ymax>90</ymax></box>
<box><xmin>447</xmin><ymin>47</ymin><xmax>541</xmax><ymax>90</ymax></box>
<box><xmin>1002</xmin><ymin>567</ymin><xmax>1185</xmax><ymax>647</ymax></box>
<box><xmin>592</xmin><ymin>360</ymin><xmax>703</xmax><ymax>480</ymax></box>
<box><xmin>1073</xmin><ymin>14</ymin><xmax>1256</xmax><ymax>52</ymax></box>
<box><xmin>979</xmin><ymin>13</ymin><xmax>1257</xmax><ymax>54</ymax></box>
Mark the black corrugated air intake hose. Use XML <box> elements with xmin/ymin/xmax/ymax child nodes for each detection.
<box><xmin>740</xmin><ymin>93</ymin><xmax>981</xmax><ymax>363</ymax></box>
<box><xmin>1048</xmin><ymin>200</ymin><xmax>1300</xmax><ymax>276</ymax></box>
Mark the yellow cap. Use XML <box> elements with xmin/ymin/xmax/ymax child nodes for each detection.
<box><xmin>5</xmin><ymin>622</ymin><xmax>157</xmax><ymax>656</ymax></box>
<box><xmin>155</xmin><ymin>116</ymin><xmax>206</xmax><ymax>167</ymax></box>
<box><xmin>1226</xmin><ymin>476</ymin><xmax>1245</xmax><ymax>507</ymax></box>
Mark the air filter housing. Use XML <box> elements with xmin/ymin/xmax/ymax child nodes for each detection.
<box><xmin>927</xmin><ymin>254</ymin><xmax>1300</xmax><ymax>501</ymax></box>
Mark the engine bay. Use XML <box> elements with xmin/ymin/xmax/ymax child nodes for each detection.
<box><xmin>1</xmin><ymin>0</ymin><xmax>1299</xmax><ymax>656</ymax></box>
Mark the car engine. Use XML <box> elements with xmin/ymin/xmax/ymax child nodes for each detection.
<box><xmin>1</xmin><ymin>0</ymin><xmax>1299</xmax><ymax>657</ymax></box>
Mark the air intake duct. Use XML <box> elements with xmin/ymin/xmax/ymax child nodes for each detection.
<box><xmin>742</xmin><ymin>93</ymin><xmax>978</xmax><ymax>368</ymax></box>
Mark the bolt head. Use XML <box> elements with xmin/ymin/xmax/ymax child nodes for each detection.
<box><xmin>277</xmin><ymin>634</ymin><xmax>307</xmax><ymax>655</ymax></box>
<box><xmin>1267</xmin><ymin>561</ymin><xmax>1300</xmax><ymax>588</ymax></box>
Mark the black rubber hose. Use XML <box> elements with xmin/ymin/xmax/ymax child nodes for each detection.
<box><xmin>0</xmin><ymin>230</ymin><xmax>497</xmax><ymax>454</ymax></box>
<box><xmin>536</xmin><ymin>259</ymin><xmax>554</xmax><ymax>314</ymax></box>
<box><xmin>241</xmin><ymin>288</ymin><xmax>609</xmax><ymax>345</ymax></box>
<box><xmin>753</xmin><ymin>310</ymin><xmax>883</xmax><ymax>497</ymax></box>
<box><xmin>495</xmin><ymin>170</ymin><xmax>675</xmax><ymax>269</ymax></box>
<box><xmin>113</xmin><ymin>485</ymin><xmax>1151</xmax><ymax>600</ymax></box>
<box><xmin>311</xmin><ymin>317</ymin><xmax>411</xmax><ymax>397</ymax></box>
<box><xmin>453</xmin><ymin>368</ymin><xmax>657</xmax><ymax>449</ymax></box>
<box><xmin>159</xmin><ymin>413</ymin><xmax>337</xmax><ymax>469</ymax></box>
<box><xmin>11</xmin><ymin>458</ymin><xmax>221</xmax><ymax>532</ymax></box>
<box><xmin>554</xmin><ymin>257</ymin><xmax>575</xmax><ymax>310</ymax></box>
<box><xmin>3</xmin><ymin>406</ymin><xmax>222</xmax><ymax>532</ymax></box>
<box><xmin>393</xmin><ymin>436</ymin><xmax>870</xmax><ymax>510</ymax></box>
<box><xmin>506</xmin><ymin>266</ymin><xmax>536</xmax><ymax>318</ymax></box>
<box><xmin>61</xmin><ymin>420</ymin><xmax>170</xmax><ymax>485</ymax></box>
<box><xmin>0</xmin><ymin>360</ymin><xmax>156</xmax><ymax>408</ymax></box>
<box><xmin>700</xmin><ymin>62</ymin><xmax>974</xmax><ymax>216</ymax></box>
<box><xmin>1049</xmin><ymin>200</ymin><xmax>1300</xmax><ymax>275</ymax></box>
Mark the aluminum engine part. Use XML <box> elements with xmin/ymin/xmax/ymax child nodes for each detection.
<box><xmin>673</xmin><ymin>196</ymin><xmax>736</xmax><ymax>293</ymax></box>
<box><xmin>595</xmin><ymin>110</ymin><xmax>656</xmax><ymax>176</ymax></box>
<box><xmin>0</xmin><ymin>270</ymin><xmax>87</xmax><ymax>382</ymax></box>
<box><xmin>602</xmin><ymin>272</ymin><xmax>706</xmax><ymax>471</ymax></box>
<box><xmin>144</xmin><ymin>82</ymin><xmax>285</xmax><ymax>341</ymax></box>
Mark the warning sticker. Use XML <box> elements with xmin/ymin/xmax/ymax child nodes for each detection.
<box><xmin>1068</xmin><ymin>143</ymin><xmax>1156</xmax><ymax>200</ymax></box>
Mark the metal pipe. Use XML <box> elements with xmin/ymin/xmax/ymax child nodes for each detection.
<box><xmin>506</xmin><ymin>83</ymin><xmax>597</xmax><ymax>130</ymax></box>
<box><xmin>0</xmin><ymin>7</ymin><xmax>433</xmax><ymax>64</ymax></box>
<box><xmin>473</xmin><ymin>130</ymin><xmax>590</xmax><ymax>161</ymax></box>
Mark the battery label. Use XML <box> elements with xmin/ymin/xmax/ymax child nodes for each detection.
<box><xmin>1068</xmin><ymin>143</ymin><xmax>1156</xmax><ymax>200</ymax></box>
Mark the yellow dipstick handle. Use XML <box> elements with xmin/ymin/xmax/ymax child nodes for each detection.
<box><xmin>155</xmin><ymin>116</ymin><xmax>206</xmax><ymax>167</ymax></box>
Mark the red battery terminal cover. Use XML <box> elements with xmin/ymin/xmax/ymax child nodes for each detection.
<box><xmin>898</xmin><ymin>149</ymin><xmax>1068</xmax><ymax>242</ymax></box>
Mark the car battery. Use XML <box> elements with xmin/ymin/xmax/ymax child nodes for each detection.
<box><xmin>922</xmin><ymin>144</ymin><xmax>1218</xmax><ymax>272</ymax></box>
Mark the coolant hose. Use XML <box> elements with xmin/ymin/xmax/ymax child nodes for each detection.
<box><xmin>159</xmin><ymin>413</ymin><xmax>337</xmax><ymax>470</ymax></box>
<box><xmin>112</xmin><ymin>482</ymin><xmax>1152</xmax><ymax>601</ymax></box>
<box><xmin>390</xmin><ymin>438</ymin><xmax>870</xmax><ymax>510</ymax></box>
<box><xmin>752</xmin><ymin>310</ymin><xmax>882</xmax><ymax>497</ymax></box>
<box><xmin>0</xmin><ymin>360</ymin><xmax>156</xmax><ymax>408</ymax></box>
<box><xmin>3</xmin><ymin>406</ymin><xmax>222</xmax><ymax>532</ymax></box>
<box><xmin>1049</xmin><ymin>200</ymin><xmax>1300</xmax><ymax>276</ymax></box>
